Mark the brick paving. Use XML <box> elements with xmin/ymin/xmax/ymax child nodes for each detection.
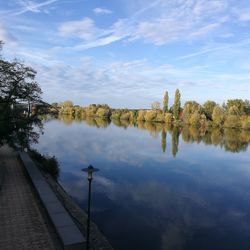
<box><xmin>0</xmin><ymin>145</ymin><xmax>57</xmax><ymax>250</ymax></box>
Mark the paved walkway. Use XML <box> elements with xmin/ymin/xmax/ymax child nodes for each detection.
<box><xmin>0</xmin><ymin>145</ymin><xmax>57</xmax><ymax>250</ymax></box>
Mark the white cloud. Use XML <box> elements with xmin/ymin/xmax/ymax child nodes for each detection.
<box><xmin>93</xmin><ymin>7</ymin><xmax>113</xmax><ymax>15</ymax></box>
<box><xmin>57</xmin><ymin>0</ymin><xmax>231</xmax><ymax>49</ymax></box>
<box><xmin>59</xmin><ymin>18</ymin><xmax>98</xmax><ymax>41</ymax></box>
<box><xmin>189</xmin><ymin>23</ymin><xmax>221</xmax><ymax>38</ymax></box>
<box><xmin>238</xmin><ymin>9</ymin><xmax>250</xmax><ymax>22</ymax></box>
<box><xmin>131</xmin><ymin>0</ymin><xmax>228</xmax><ymax>45</ymax></box>
<box><xmin>28</xmin><ymin>55</ymin><xmax>250</xmax><ymax>107</ymax></box>
<box><xmin>178</xmin><ymin>39</ymin><xmax>250</xmax><ymax>60</ymax></box>
<box><xmin>135</xmin><ymin>18</ymin><xmax>187</xmax><ymax>45</ymax></box>
<box><xmin>13</xmin><ymin>0</ymin><xmax>58</xmax><ymax>15</ymax></box>
<box><xmin>58</xmin><ymin>18</ymin><xmax>127</xmax><ymax>49</ymax></box>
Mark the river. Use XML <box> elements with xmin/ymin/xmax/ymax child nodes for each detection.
<box><xmin>33</xmin><ymin>116</ymin><xmax>250</xmax><ymax>250</ymax></box>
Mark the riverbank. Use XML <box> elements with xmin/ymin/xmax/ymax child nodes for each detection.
<box><xmin>0</xmin><ymin>145</ymin><xmax>113</xmax><ymax>250</ymax></box>
<box><xmin>31</xmin><ymin>153</ymin><xmax>114</xmax><ymax>250</ymax></box>
<box><xmin>0</xmin><ymin>145</ymin><xmax>59</xmax><ymax>250</ymax></box>
<box><xmin>55</xmin><ymin>103</ymin><xmax>250</xmax><ymax>130</ymax></box>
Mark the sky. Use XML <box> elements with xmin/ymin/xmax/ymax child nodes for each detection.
<box><xmin>0</xmin><ymin>0</ymin><xmax>250</xmax><ymax>108</ymax></box>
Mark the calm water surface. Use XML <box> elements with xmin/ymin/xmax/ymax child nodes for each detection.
<box><xmin>33</xmin><ymin>117</ymin><xmax>250</xmax><ymax>250</ymax></box>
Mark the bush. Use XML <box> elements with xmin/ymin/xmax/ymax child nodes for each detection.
<box><xmin>30</xmin><ymin>150</ymin><xmax>59</xmax><ymax>179</ymax></box>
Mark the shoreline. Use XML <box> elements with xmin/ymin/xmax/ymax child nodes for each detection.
<box><xmin>26</xmin><ymin>150</ymin><xmax>114</xmax><ymax>250</ymax></box>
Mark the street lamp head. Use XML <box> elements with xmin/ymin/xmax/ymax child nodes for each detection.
<box><xmin>82</xmin><ymin>165</ymin><xmax>99</xmax><ymax>180</ymax></box>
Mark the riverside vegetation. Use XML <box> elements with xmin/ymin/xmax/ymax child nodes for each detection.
<box><xmin>0</xmin><ymin>41</ymin><xmax>60</xmax><ymax>179</ymax></box>
<box><xmin>52</xmin><ymin>90</ymin><xmax>250</xmax><ymax>130</ymax></box>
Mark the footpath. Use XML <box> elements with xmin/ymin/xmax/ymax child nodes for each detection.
<box><xmin>0</xmin><ymin>145</ymin><xmax>58</xmax><ymax>250</ymax></box>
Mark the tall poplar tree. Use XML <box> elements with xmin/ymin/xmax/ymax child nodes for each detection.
<box><xmin>163</xmin><ymin>91</ymin><xmax>169</xmax><ymax>112</ymax></box>
<box><xmin>173</xmin><ymin>89</ymin><xmax>181</xmax><ymax>120</ymax></box>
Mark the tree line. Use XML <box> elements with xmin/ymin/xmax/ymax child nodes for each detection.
<box><xmin>53</xmin><ymin>89</ymin><xmax>250</xmax><ymax>130</ymax></box>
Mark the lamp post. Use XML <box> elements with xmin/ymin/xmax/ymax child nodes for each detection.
<box><xmin>82</xmin><ymin>165</ymin><xmax>99</xmax><ymax>250</ymax></box>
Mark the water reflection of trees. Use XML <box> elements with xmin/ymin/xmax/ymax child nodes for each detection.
<box><xmin>161</xmin><ymin>130</ymin><xmax>167</xmax><ymax>153</ymax></box>
<box><xmin>172</xmin><ymin>127</ymin><xmax>180</xmax><ymax>158</ymax></box>
<box><xmin>112</xmin><ymin>118</ymin><xmax>133</xmax><ymax>129</ymax></box>
<box><xmin>58</xmin><ymin>115</ymin><xmax>250</xmax><ymax>156</ymax></box>
<box><xmin>58</xmin><ymin>114</ymin><xmax>111</xmax><ymax>128</ymax></box>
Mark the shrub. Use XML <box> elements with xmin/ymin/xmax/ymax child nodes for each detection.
<box><xmin>30</xmin><ymin>150</ymin><xmax>59</xmax><ymax>179</ymax></box>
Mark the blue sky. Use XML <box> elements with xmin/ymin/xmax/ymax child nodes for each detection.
<box><xmin>0</xmin><ymin>0</ymin><xmax>250</xmax><ymax>108</ymax></box>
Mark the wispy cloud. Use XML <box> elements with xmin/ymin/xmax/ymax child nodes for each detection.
<box><xmin>0</xmin><ymin>24</ymin><xmax>18</xmax><ymax>46</ymax></box>
<box><xmin>59</xmin><ymin>18</ymin><xmax>98</xmax><ymax>40</ymax></box>
<box><xmin>177</xmin><ymin>39</ymin><xmax>250</xmax><ymax>60</ymax></box>
<box><xmin>57</xmin><ymin>0</ymin><xmax>232</xmax><ymax>50</ymax></box>
<box><xmin>237</xmin><ymin>9</ymin><xmax>250</xmax><ymax>22</ymax></box>
<box><xmin>93</xmin><ymin>7</ymin><xmax>113</xmax><ymax>15</ymax></box>
<box><xmin>6</xmin><ymin>0</ymin><xmax>58</xmax><ymax>16</ymax></box>
<box><xmin>58</xmin><ymin>17</ymin><xmax>128</xmax><ymax>49</ymax></box>
<box><xmin>1</xmin><ymin>0</ymin><xmax>250</xmax><ymax>106</ymax></box>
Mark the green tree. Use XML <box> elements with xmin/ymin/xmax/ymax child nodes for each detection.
<box><xmin>165</xmin><ymin>113</ymin><xmax>172</xmax><ymax>123</ymax></box>
<box><xmin>0</xmin><ymin>41</ymin><xmax>43</xmax><ymax>147</ymax></box>
<box><xmin>226</xmin><ymin>99</ymin><xmax>246</xmax><ymax>115</ymax></box>
<box><xmin>189</xmin><ymin>111</ymin><xmax>200</xmax><ymax>126</ymax></box>
<box><xmin>244</xmin><ymin>100</ymin><xmax>250</xmax><ymax>115</ymax></box>
<box><xmin>203</xmin><ymin>100</ymin><xmax>217</xmax><ymax>120</ymax></box>
<box><xmin>173</xmin><ymin>89</ymin><xmax>181</xmax><ymax>120</ymax></box>
<box><xmin>63</xmin><ymin>100</ymin><xmax>73</xmax><ymax>107</ymax></box>
<box><xmin>182</xmin><ymin>101</ymin><xmax>202</xmax><ymax>124</ymax></box>
<box><xmin>228</xmin><ymin>105</ymin><xmax>240</xmax><ymax>115</ymax></box>
<box><xmin>144</xmin><ymin>110</ymin><xmax>158</xmax><ymax>121</ymax></box>
<box><xmin>0</xmin><ymin>59</ymin><xmax>42</xmax><ymax>109</ymax></box>
<box><xmin>163</xmin><ymin>91</ymin><xmax>169</xmax><ymax>112</ymax></box>
<box><xmin>51</xmin><ymin>102</ymin><xmax>58</xmax><ymax>107</ymax></box>
<box><xmin>212</xmin><ymin>105</ymin><xmax>225</xmax><ymax>126</ymax></box>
